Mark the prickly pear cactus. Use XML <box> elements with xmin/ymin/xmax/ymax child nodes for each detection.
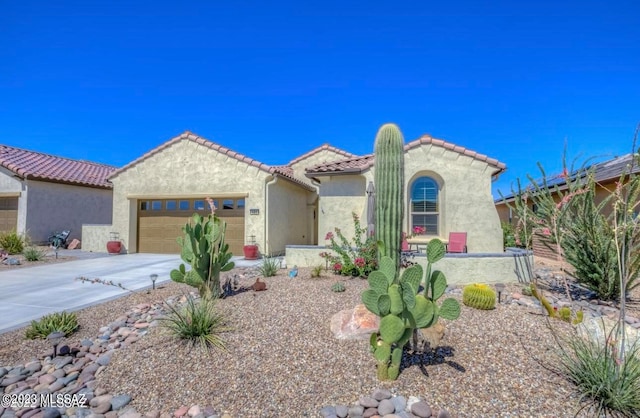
<box><xmin>362</xmin><ymin>245</ymin><xmax>459</xmax><ymax>381</ymax></box>
<box><xmin>170</xmin><ymin>212</ymin><xmax>234</xmax><ymax>298</ymax></box>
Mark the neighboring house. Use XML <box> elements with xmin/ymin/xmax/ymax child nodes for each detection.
<box><xmin>0</xmin><ymin>144</ymin><xmax>115</xmax><ymax>244</ymax></box>
<box><xmin>495</xmin><ymin>153</ymin><xmax>640</xmax><ymax>260</ymax></box>
<box><xmin>83</xmin><ymin>130</ymin><xmax>507</xmax><ymax>255</ymax></box>
<box><xmin>495</xmin><ymin>153</ymin><xmax>640</xmax><ymax>225</ymax></box>
<box><xmin>306</xmin><ymin>136</ymin><xmax>507</xmax><ymax>253</ymax></box>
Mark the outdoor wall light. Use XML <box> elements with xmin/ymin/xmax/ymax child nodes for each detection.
<box><xmin>494</xmin><ymin>283</ymin><xmax>506</xmax><ymax>303</ymax></box>
<box><xmin>47</xmin><ymin>331</ymin><xmax>65</xmax><ymax>357</ymax></box>
<box><xmin>150</xmin><ymin>274</ymin><xmax>158</xmax><ymax>290</ymax></box>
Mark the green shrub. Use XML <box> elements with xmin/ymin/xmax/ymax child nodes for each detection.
<box><xmin>259</xmin><ymin>257</ymin><xmax>280</xmax><ymax>277</ymax></box>
<box><xmin>501</xmin><ymin>222</ymin><xmax>517</xmax><ymax>248</ymax></box>
<box><xmin>561</xmin><ymin>177</ymin><xmax>639</xmax><ymax>300</ymax></box>
<box><xmin>160</xmin><ymin>294</ymin><xmax>231</xmax><ymax>352</ymax></box>
<box><xmin>319</xmin><ymin>213</ymin><xmax>377</xmax><ymax>278</ymax></box>
<box><xmin>23</xmin><ymin>246</ymin><xmax>46</xmax><ymax>261</ymax></box>
<box><xmin>311</xmin><ymin>265</ymin><xmax>323</xmax><ymax>278</ymax></box>
<box><xmin>556</xmin><ymin>327</ymin><xmax>640</xmax><ymax>416</ymax></box>
<box><xmin>25</xmin><ymin>311</ymin><xmax>79</xmax><ymax>339</ymax></box>
<box><xmin>331</xmin><ymin>281</ymin><xmax>345</xmax><ymax>292</ymax></box>
<box><xmin>0</xmin><ymin>231</ymin><xmax>25</xmax><ymax>255</ymax></box>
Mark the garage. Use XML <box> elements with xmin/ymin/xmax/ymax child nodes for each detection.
<box><xmin>137</xmin><ymin>197</ymin><xmax>245</xmax><ymax>254</ymax></box>
<box><xmin>0</xmin><ymin>197</ymin><xmax>18</xmax><ymax>233</ymax></box>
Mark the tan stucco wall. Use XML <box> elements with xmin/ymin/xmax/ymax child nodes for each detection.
<box><xmin>317</xmin><ymin>175</ymin><xmax>368</xmax><ymax>244</ymax></box>
<box><xmin>81</xmin><ymin>224</ymin><xmax>113</xmax><ymax>252</ymax></box>
<box><xmin>318</xmin><ymin>144</ymin><xmax>504</xmax><ymax>253</ymax></box>
<box><xmin>110</xmin><ymin>139</ymin><xmax>273</xmax><ymax>253</ymax></box>
<box><xmin>290</xmin><ymin>149</ymin><xmax>353</xmax><ymax>185</ymax></box>
<box><xmin>266</xmin><ymin>179</ymin><xmax>311</xmax><ymax>255</ymax></box>
<box><xmin>285</xmin><ymin>246</ymin><xmax>533</xmax><ymax>284</ymax></box>
<box><xmin>0</xmin><ymin>168</ymin><xmax>26</xmax><ymax>235</ymax></box>
<box><xmin>403</xmin><ymin>145</ymin><xmax>503</xmax><ymax>252</ymax></box>
<box><xmin>25</xmin><ymin>180</ymin><xmax>112</xmax><ymax>244</ymax></box>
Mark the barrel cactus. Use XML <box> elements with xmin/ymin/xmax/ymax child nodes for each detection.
<box><xmin>374</xmin><ymin>123</ymin><xmax>405</xmax><ymax>276</ymax></box>
<box><xmin>462</xmin><ymin>283</ymin><xmax>496</xmax><ymax>310</ymax></box>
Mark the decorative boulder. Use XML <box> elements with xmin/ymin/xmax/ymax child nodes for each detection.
<box><xmin>418</xmin><ymin>321</ymin><xmax>445</xmax><ymax>350</ymax></box>
<box><xmin>577</xmin><ymin>316</ymin><xmax>640</xmax><ymax>358</ymax></box>
<box><xmin>330</xmin><ymin>304</ymin><xmax>380</xmax><ymax>340</ymax></box>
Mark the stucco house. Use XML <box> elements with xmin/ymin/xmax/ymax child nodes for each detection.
<box><xmin>83</xmin><ymin>130</ymin><xmax>507</xmax><ymax>258</ymax></box>
<box><xmin>306</xmin><ymin>136</ymin><xmax>507</xmax><ymax>253</ymax></box>
<box><xmin>82</xmin><ymin>131</ymin><xmax>354</xmax><ymax>255</ymax></box>
<box><xmin>0</xmin><ymin>144</ymin><xmax>115</xmax><ymax>244</ymax></box>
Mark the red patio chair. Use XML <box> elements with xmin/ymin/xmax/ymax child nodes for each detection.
<box><xmin>446</xmin><ymin>232</ymin><xmax>467</xmax><ymax>253</ymax></box>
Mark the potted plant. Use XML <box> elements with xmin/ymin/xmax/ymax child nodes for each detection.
<box><xmin>106</xmin><ymin>232</ymin><xmax>122</xmax><ymax>254</ymax></box>
<box><xmin>243</xmin><ymin>235</ymin><xmax>259</xmax><ymax>260</ymax></box>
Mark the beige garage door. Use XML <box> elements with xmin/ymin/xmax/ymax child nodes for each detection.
<box><xmin>137</xmin><ymin>197</ymin><xmax>245</xmax><ymax>255</ymax></box>
<box><xmin>0</xmin><ymin>197</ymin><xmax>18</xmax><ymax>233</ymax></box>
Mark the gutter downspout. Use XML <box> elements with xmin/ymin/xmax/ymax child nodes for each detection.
<box><xmin>265</xmin><ymin>175</ymin><xmax>279</xmax><ymax>257</ymax></box>
<box><xmin>308</xmin><ymin>178</ymin><xmax>321</xmax><ymax>245</ymax></box>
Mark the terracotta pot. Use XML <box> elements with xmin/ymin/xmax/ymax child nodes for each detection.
<box><xmin>106</xmin><ymin>241</ymin><xmax>122</xmax><ymax>254</ymax></box>
<box><xmin>243</xmin><ymin>244</ymin><xmax>259</xmax><ymax>260</ymax></box>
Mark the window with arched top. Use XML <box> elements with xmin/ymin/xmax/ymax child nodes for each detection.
<box><xmin>410</xmin><ymin>177</ymin><xmax>439</xmax><ymax>235</ymax></box>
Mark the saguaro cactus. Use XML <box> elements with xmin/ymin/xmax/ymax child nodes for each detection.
<box><xmin>374</xmin><ymin>123</ymin><xmax>405</xmax><ymax>274</ymax></box>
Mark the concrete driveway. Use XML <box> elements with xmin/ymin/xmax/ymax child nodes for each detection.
<box><xmin>0</xmin><ymin>253</ymin><xmax>181</xmax><ymax>334</ymax></box>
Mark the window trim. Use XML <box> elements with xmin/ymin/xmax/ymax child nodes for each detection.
<box><xmin>409</xmin><ymin>176</ymin><xmax>440</xmax><ymax>236</ymax></box>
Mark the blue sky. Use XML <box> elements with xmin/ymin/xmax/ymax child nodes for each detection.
<box><xmin>1</xmin><ymin>0</ymin><xmax>638</xmax><ymax>198</ymax></box>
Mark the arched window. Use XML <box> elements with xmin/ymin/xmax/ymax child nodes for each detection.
<box><xmin>410</xmin><ymin>177</ymin><xmax>439</xmax><ymax>235</ymax></box>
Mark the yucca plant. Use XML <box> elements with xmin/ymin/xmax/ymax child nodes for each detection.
<box><xmin>0</xmin><ymin>231</ymin><xmax>25</xmax><ymax>255</ymax></box>
<box><xmin>25</xmin><ymin>311</ymin><xmax>79</xmax><ymax>339</ymax></box>
<box><xmin>23</xmin><ymin>246</ymin><xmax>46</xmax><ymax>262</ymax></box>
<box><xmin>259</xmin><ymin>257</ymin><xmax>280</xmax><ymax>277</ymax></box>
<box><xmin>159</xmin><ymin>293</ymin><xmax>232</xmax><ymax>352</ymax></box>
<box><xmin>311</xmin><ymin>265</ymin><xmax>323</xmax><ymax>278</ymax></box>
<box><xmin>555</xmin><ymin>323</ymin><xmax>640</xmax><ymax>417</ymax></box>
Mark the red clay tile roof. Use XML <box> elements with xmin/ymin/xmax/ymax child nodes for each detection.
<box><xmin>0</xmin><ymin>144</ymin><xmax>116</xmax><ymax>189</ymax></box>
<box><xmin>305</xmin><ymin>135</ymin><xmax>507</xmax><ymax>177</ymax></box>
<box><xmin>109</xmin><ymin>131</ymin><xmax>315</xmax><ymax>191</ymax></box>
<box><xmin>287</xmin><ymin>143</ymin><xmax>357</xmax><ymax>166</ymax></box>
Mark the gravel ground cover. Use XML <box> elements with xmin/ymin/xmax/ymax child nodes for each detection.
<box><xmin>2</xmin><ymin>263</ymin><xmax>637</xmax><ymax>417</ymax></box>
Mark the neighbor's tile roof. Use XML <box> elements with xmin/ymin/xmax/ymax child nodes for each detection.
<box><xmin>287</xmin><ymin>144</ymin><xmax>357</xmax><ymax>166</ymax></box>
<box><xmin>0</xmin><ymin>144</ymin><xmax>116</xmax><ymax>189</ymax></box>
<box><xmin>305</xmin><ymin>135</ymin><xmax>506</xmax><ymax>177</ymax></box>
<box><xmin>496</xmin><ymin>153</ymin><xmax>640</xmax><ymax>203</ymax></box>
<box><xmin>109</xmin><ymin>131</ymin><xmax>315</xmax><ymax>191</ymax></box>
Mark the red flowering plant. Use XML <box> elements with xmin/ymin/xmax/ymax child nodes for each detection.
<box><xmin>407</xmin><ymin>225</ymin><xmax>426</xmax><ymax>238</ymax></box>
<box><xmin>319</xmin><ymin>213</ymin><xmax>377</xmax><ymax>278</ymax></box>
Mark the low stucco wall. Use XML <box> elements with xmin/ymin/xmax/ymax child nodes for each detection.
<box><xmin>81</xmin><ymin>224</ymin><xmax>113</xmax><ymax>253</ymax></box>
<box><xmin>285</xmin><ymin>246</ymin><xmax>533</xmax><ymax>284</ymax></box>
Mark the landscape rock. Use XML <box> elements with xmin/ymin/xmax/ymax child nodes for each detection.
<box><xmin>110</xmin><ymin>394</ymin><xmax>132</xmax><ymax>411</ymax></box>
<box><xmin>330</xmin><ymin>304</ymin><xmax>380</xmax><ymax>340</ymax></box>
<box><xmin>359</xmin><ymin>396</ymin><xmax>379</xmax><ymax>408</ymax></box>
<box><xmin>377</xmin><ymin>399</ymin><xmax>395</xmax><ymax>415</ymax></box>
<box><xmin>411</xmin><ymin>401</ymin><xmax>432</xmax><ymax>418</ymax></box>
